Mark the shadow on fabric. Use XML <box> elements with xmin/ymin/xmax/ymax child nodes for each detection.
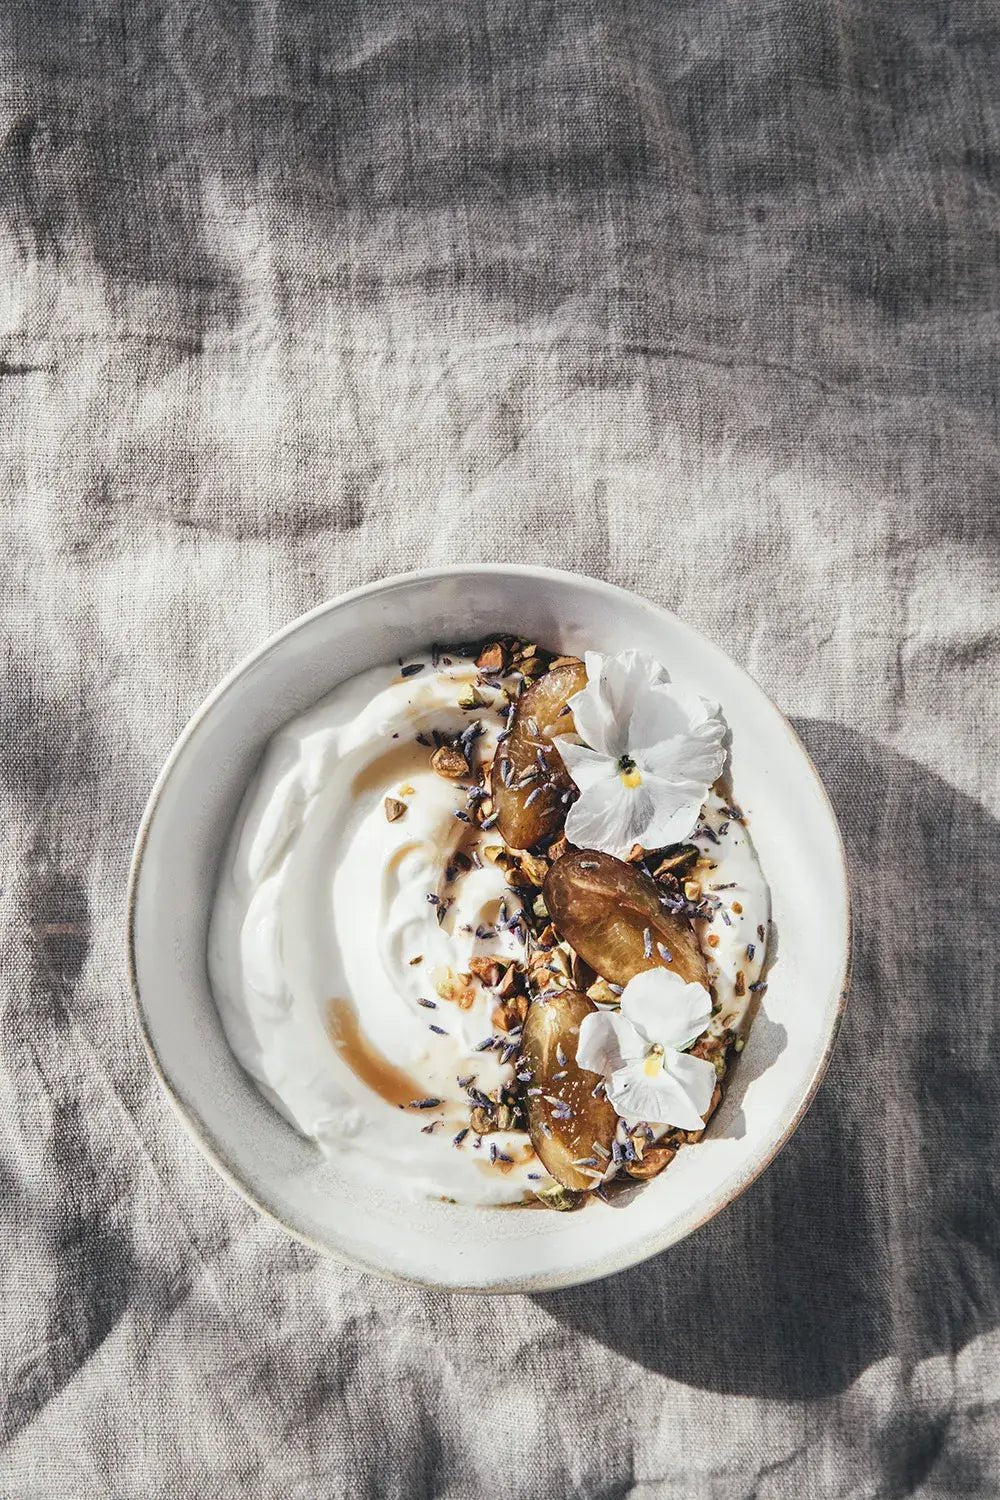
<box><xmin>531</xmin><ymin>720</ymin><xmax>1000</xmax><ymax>1401</ymax></box>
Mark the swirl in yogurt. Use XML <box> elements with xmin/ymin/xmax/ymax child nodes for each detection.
<box><xmin>209</xmin><ymin>658</ymin><xmax>540</xmax><ymax>1205</ymax></box>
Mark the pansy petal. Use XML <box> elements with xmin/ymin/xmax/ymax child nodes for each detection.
<box><xmin>627</xmin><ymin>681</ymin><xmax>705</xmax><ymax>749</ymax></box>
<box><xmin>569</xmin><ymin>650</ymin><xmax>668</xmax><ymax>759</ymax></box>
<box><xmin>659</xmin><ymin>1049</ymin><xmax>719</xmax><ymax>1123</ymax></box>
<box><xmin>576</xmin><ymin>1009</ymin><xmax>644</xmax><ymax>1077</ymax></box>
<box><xmin>626</xmin><ymin>773</ymin><xmax>708</xmax><ymax>849</ymax></box>
<box><xmin>619</xmin><ymin>969</ymin><xmax>713</xmax><ymax>1050</ymax></box>
<box><xmin>564</xmin><ymin>774</ymin><xmax>655</xmax><ymax>858</ymax></box>
<box><xmin>639</xmin><ymin>732</ymin><xmax>726</xmax><ymax>796</ymax></box>
<box><xmin>631</xmin><ymin>685</ymin><xmax>726</xmax><ymax>787</ymax></box>
<box><xmin>597</xmin><ymin>650</ymin><xmax>668</xmax><ymax>716</ymax></box>
<box><xmin>565</xmin><ymin>653</ymin><xmax>622</xmax><ymax>758</ymax></box>
<box><xmin>557</xmin><ymin>738</ymin><xmax>616</xmax><ymax>791</ymax></box>
<box><xmin>606</xmin><ymin>1051</ymin><xmax>716</xmax><ymax>1130</ymax></box>
<box><xmin>604</xmin><ymin>1061</ymin><xmax>670</xmax><ymax>1123</ymax></box>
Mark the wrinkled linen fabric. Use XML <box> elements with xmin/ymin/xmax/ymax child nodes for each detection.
<box><xmin>2</xmin><ymin>1</ymin><xmax>999</xmax><ymax>1495</ymax></box>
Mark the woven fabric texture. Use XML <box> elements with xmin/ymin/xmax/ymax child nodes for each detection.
<box><xmin>2</xmin><ymin>1</ymin><xmax>998</xmax><ymax>1495</ymax></box>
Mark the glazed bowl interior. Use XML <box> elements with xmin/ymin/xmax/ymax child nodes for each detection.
<box><xmin>128</xmin><ymin>566</ymin><xmax>849</xmax><ymax>1291</ymax></box>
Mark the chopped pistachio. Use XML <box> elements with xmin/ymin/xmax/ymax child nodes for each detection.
<box><xmin>497</xmin><ymin>967</ymin><xmax>524</xmax><ymax>1003</ymax></box>
<box><xmin>475</xmin><ymin>641</ymin><xmax>508</xmax><ymax>675</ymax></box>
<box><xmin>469</xmin><ymin>956</ymin><xmax>509</xmax><ymax>988</ymax></box>
<box><xmin>624</xmin><ymin>1145</ymin><xmax>676</xmax><ymax>1180</ymax></box>
<box><xmin>433</xmin><ymin>965</ymin><xmax>477</xmax><ymax>1008</ymax></box>
<box><xmin>518</xmin><ymin>656</ymin><xmax>547</xmax><ymax>678</ymax></box>
<box><xmin>492</xmin><ymin>1002</ymin><xmax>514</xmax><ymax>1032</ymax></box>
<box><xmin>586</xmin><ymin>977</ymin><xmax>622</xmax><ymax>1006</ymax></box>
<box><xmin>517</xmin><ymin>851</ymin><xmax>550</xmax><ymax>887</ymax></box>
<box><xmin>536</xmin><ymin>1184</ymin><xmax>583</xmax><ymax>1212</ymax></box>
<box><xmin>652</xmin><ymin>844</ymin><xmax>699</xmax><ymax>880</ymax></box>
<box><xmin>431</xmin><ymin>745</ymin><xmax>469</xmax><ymax>780</ymax></box>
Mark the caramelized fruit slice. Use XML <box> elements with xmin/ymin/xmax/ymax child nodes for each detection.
<box><xmin>521</xmin><ymin>989</ymin><xmax>618</xmax><ymax>1191</ymax></box>
<box><xmin>491</xmin><ymin>661</ymin><xmax>587</xmax><ymax>850</ymax></box>
<box><xmin>543</xmin><ymin>850</ymin><xmax>708</xmax><ymax>988</ymax></box>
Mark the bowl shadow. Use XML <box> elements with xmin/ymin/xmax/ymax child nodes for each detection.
<box><xmin>531</xmin><ymin>720</ymin><xmax>1000</xmax><ymax>1400</ymax></box>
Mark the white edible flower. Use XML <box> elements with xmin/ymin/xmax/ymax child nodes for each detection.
<box><xmin>559</xmin><ymin>650</ymin><xmax>726</xmax><ymax>859</ymax></box>
<box><xmin>576</xmin><ymin>969</ymin><xmax>717</xmax><ymax>1129</ymax></box>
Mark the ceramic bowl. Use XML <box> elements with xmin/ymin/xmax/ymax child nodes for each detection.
<box><xmin>127</xmin><ymin>565</ymin><xmax>850</xmax><ymax>1291</ymax></box>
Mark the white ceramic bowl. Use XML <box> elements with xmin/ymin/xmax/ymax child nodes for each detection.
<box><xmin>127</xmin><ymin>566</ymin><xmax>850</xmax><ymax>1291</ymax></box>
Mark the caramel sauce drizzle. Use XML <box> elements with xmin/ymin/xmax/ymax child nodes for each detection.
<box><xmin>349</xmin><ymin>740</ymin><xmax>428</xmax><ymax>801</ymax></box>
<box><xmin>325</xmin><ymin>997</ymin><xmax>423</xmax><ymax>1109</ymax></box>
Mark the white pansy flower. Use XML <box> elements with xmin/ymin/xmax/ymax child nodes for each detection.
<box><xmin>576</xmin><ymin>969</ymin><xmax>717</xmax><ymax>1129</ymax></box>
<box><xmin>560</xmin><ymin>650</ymin><xmax>726</xmax><ymax>858</ymax></box>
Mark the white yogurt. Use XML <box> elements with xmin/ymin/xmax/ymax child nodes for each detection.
<box><xmin>209</xmin><ymin>657</ymin><xmax>539</xmax><ymax>1206</ymax></box>
<box><xmin>694</xmin><ymin>791</ymin><xmax>771</xmax><ymax>1036</ymax></box>
<box><xmin>209</xmin><ymin>658</ymin><xmax>771</xmax><ymax>1206</ymax></box>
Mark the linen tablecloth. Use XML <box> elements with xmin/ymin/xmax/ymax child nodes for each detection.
<box><xmin>3</xmin><ymin>1</ymin><xmax>998</xmax><ymax>1494</ymax></box>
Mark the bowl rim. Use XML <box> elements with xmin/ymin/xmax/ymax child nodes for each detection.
<box><xmin>126</xmin><ymin>563</ymin><xmax>852</xmax><ymax>1292</ymax></box>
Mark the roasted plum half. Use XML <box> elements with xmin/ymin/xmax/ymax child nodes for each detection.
<box><xmin>491</xmin><ymin>661</ymin><xmax>586</xmax><ymax>850</ymax></box>
<box><xmin>543</xmin><ymin>849</ymin><xmax>708</xmax><ymax>989</ymax></box>
<box><xmin>520</xmin><ymin>989</ymin><xmax>618</xmax><ymax>1192</ymax></box>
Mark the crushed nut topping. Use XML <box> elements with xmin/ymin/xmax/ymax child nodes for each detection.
<box><xmin>515</xmin><ymin>851</ymin><xmax>549</xmax><ymax>887</ymax></box>
<box><xmin>432</xmin><ymin>965</ymin><xmax>477</xmax><ymax>1009</ymax></box>
<box><xmin>469</xmin><ymin>956</ymin><xmax>511</xmax><ymax>988</ymax></box>
<box><xmin>624</xmin><ymin>1145</ymin><xmax>677</xmax><ymax>1180</ymax></box>
<box><xmin>586</xmin><ymin>977</ymin><xmax>622</xmax><ymax>1006</ymax></box>
<box><xmin>496</xmin><ymin>964</ymin><xmax>523</xmax><ymax>1000</ymax></box>
<box><xmin>475</xmin><ymin>641</ymin><xmax>508</xmax><ymax>675</ymax></box>
<box><xmin>431</xmin><ymin>745</ymin><xmax>470</xmax><ymax>780</ymax></box>
<box><xmin>492</xmin><ymin>993</ymin><xmax>528</xmax><ymax>1031</ymax></box>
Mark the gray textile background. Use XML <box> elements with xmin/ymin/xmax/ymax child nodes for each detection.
<box><xmin>2</xmin><ymin>0</ymin><xmax>998</xmax><ymax>1494</ymax></box>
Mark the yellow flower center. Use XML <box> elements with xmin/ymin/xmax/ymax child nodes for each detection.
<box><xmin>617</xmin><ymin>754</ymin><xmax>642</xmax><ymax>788</ymax></box>
<box><xmin>643</xmin><ymin>1043</ymin><xmax>665</xmax><ymax>1077</ymax></box>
